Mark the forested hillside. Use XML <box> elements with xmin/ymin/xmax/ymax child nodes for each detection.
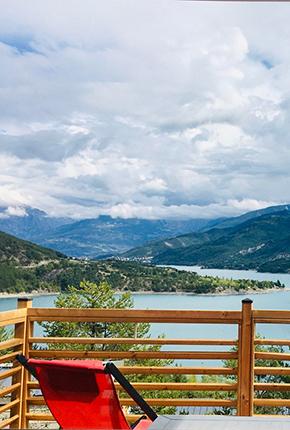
<box><xmin>0</xmin><ymin>231</ymin><xmax>283</xmax><ymax>294</ymax></box>
<box><xmin>125</xmin><ymin>211</ymin><xmax>290</xmax><ymax>273</ymax></box>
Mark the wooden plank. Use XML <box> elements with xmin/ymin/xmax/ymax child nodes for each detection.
<box><xmin>254</xmin><ymin>399</ymin><xmax>290</xmax><ymax>407</ymax></box>
<box><xmin>120</xmin><ymin>398</ymin><xmax>237</xmax><ymax>407</ymax></box>
<box><xmin>118</xmin><ymin>366</ymin><xmax>238</xmax><ymax>375</ymax></box>
<box><xmin>254</xmin><ymin>383</ymin><xmax>290</xmax><ymax>391</ymax></box>
<box><xmin>0</xmin><ymin>308</ymin><xmax>26</xmax><ymax>325</ymax></box>
<box><xmin>255</xmin><ymin>351</ymin><xmax>290</xmax><ymax>361</ymax></box>
<box><xmin>27</xmin><ymin>397</ymin><xmax>45</xmax><ymax>405</ymax></box>
<box><xmin>0</xmin><ymin>338</ymin><xmax>23</xmax><ymax>351</ymax></box>
<box><xmin>0</xmin><ymin>382</ymin><xmax>21</xmax><ymax>397</ymax></box>
<box><xmin>0</xmin><ymin>415</ymin><xmax>19</xmax><ymax>429</ymax></box>
<box><xmin>0</xmin><ymin>350</ymin><xmax>21</xmax><ymax>364</ymax></box>
<box><xmin>253</xmin><ymin>310</ymin><xmax>290</xmax><ymax>321</ymax></box>
<box><xmin>28</xmin><ymin>307</ymin><xmax>241</xmax><ymax>323</ymax></box>
<box><xmin>0</xmin><ymin>366</ymin><xmax>21</xmax><ymax>380</ymax></box>
<box><xmin>255</xmin><ymin>367</ymin><xmax>290</xmax><ymax>375</ymax></box>
<box><xmin>27</xmin><ymin>381</ymin><xmax>39</xmax><ymax>389</ymax></box>
<box><xmin>0</xmin><ymin>317</ymin><xmax>26</xmax><ymax>328</ymax></box>
<box><xmin>255</xmin><ymin>339</ymin><xmax>290</xmax><ymax>346</ymax></box>
<box><xmin>27</xmin><ymin>396</ymin><xmax>237</xmax><ymax>407</ymax></box>
<box><xmin>0</xmin><ymin>399</ymin><xmax>20</xmax><ymax>414</ymax></box>
<box><xmin>253</xmin><ymin>319</ymin><xmax>290</xmax><ymax>324</ymax></box>
<box><xmin>116</xmin><ymin>382</ymin><xmax>237</xmax><ymax>391</ymax></box>
<box><xmin>27</xmin><ymin>382</ymin><xmax>237</xmax><ymax>400</ymax></box>
<box><xmin>29</xmin><ymin>336</ymin><xmax>237</xmax><ymax>346</ymax></box>
<box><xmin>26</xmin><ymin>367</ymin><xmax>237</xmax><ymax>383</ymax></box>
<box><xmin>29</xmin><ymin>349</ymin><xmax>238</xmax><ymax>360</ymax></box>
<box><xmin>26</xmin><ymin>413</ymin><xmax>54</xmax><ymax>421</ymax></box>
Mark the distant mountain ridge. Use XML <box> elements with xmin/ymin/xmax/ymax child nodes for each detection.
<box><xmin>204</xmin><ymin>204</ymin><xmax>290</xmax><ymax>231</ymax></box>
<box><xmin>124</xmin><ymin>207</ymin><xmax>290</xmax><ymax>273</ymax></box>
<box><xmin>0</xmin><ymin>207</ymin><xmax>71</xmax><ymax>242</ymax></box>
<box><xmin>0</xmin><ymin>204</ymin><xmax>289</xmax><ymax>263</ymax></box>
<box><xmin>0</xmin><ymin>208</ymin><xmax>221</xmax><ymax>258</ymax></box>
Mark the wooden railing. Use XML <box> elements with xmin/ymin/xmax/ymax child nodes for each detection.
<box><xmin>1</xmin><ymin>298</ymin><xmax>290</xmax><ymax>428</ymax></box>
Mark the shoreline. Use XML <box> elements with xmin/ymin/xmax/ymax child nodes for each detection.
<box><xmin>0</xmin><ymin>287</ymin><xmax>288</xmax><ymax>300</ymax></box>
<box><xmin>0</xmin><ymin>291</ymin><xmax>58</xmax><ymax>299</ymax></box>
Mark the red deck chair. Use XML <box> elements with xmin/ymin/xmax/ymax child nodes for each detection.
<box><xmin>17</xmin><ymin>354</ymin><xmax>157</xmax><ymax>430</ymax></box>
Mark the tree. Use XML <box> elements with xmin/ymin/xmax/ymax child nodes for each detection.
<box><xmin>42</xmin><ymin>280</ymin><xmax>188</xmax><ymax>414</ymax></box>
<box><xmin>41</xmin><ymin>281</ymin><xmax>150</xmax><ymax>350</ymax></box>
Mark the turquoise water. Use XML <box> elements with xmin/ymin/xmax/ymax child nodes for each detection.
<box><xmin>1</xmin><ymin>266</ymin><xmax>290</xmax><ymax>345</ymax></box>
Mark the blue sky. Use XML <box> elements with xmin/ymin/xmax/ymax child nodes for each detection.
<box><xmin>0</xmin><ymin>0</ymin><xmax>290</xmax><ymax>220</ymax></box>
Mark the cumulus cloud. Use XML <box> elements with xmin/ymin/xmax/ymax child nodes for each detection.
<box><xmin>0</xmin><ymin>0</ymin><xmax>290</xmax><ymax>219</ymax></box>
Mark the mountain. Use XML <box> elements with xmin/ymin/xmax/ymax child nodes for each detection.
<box><xmin>42</xmin><ymin>216</ymin><xmax>223</xmax><ymax>258</ymax></box>
<box><xmin>1</xmin><ymin>204</ymin><xmax>289</xmax><ymax>260</ymax></box>
<box><xmin>0</xmin><ymin>230</ymin><xmax>283</xmax><ymax>294</ymax></box>
<box><xmin>204</xmin><ymin>204</ymin><xmax>290</xmax><ymax>231</ymax></box>
<box><xmin>0</xmin><ymin>207</ymin><xmax>72</xmax><ymax>242</ymax></box>
<box><xmin>0</xmin><ymin>230</ymin><xmax>65</xmax><ymax>266</ymax></box>
<box><xmin>124</xmin><ymin>209</ymin><xmax>290</xmax><ymax>273</ymax></box>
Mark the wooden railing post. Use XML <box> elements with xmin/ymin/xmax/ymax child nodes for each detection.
<box><xmin>11</xmin><ymin>298</ymin><xmax>32</xmax><ymax>429</ymax></box>
<box><xmin>237</xmin><ymin>298</ymin><xmax>254</xmax><ymax>416</ymax></box>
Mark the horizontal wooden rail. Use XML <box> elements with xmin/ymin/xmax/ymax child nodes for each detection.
<box><xmin>255</xmin><ymin>367</ymin><xmax>290</xmax><ymax>375</ymax></box>
<box><xmin>26</xmin><ymin>382</ymin><xmax>237</xmax><ymax>393</ymax></box>
<box><xmin>0</xmin><ymin>415</ymin><xmax>19</xmax><ymax>429</ymax></box>
<box><xmin>29</xmin><ymin>336</ymin><xmax>237</xmax><ymax>346</ymax></box>
<box><xmin>253</xmin><ymin>310</ymin><xmax>290</xmax><ymax>322</ymax></box>
<box><xmin>0</xmin><ymin>308</ymin><xmax>26</xmax><ymax>328</ymax></box>
<box><xmin>116</xmin><ymin>382</ymin><xmax>237</xmax><ymax>391</ymax></box>
<box><xmin>26</xmin><ymin>366</ymin><xmax>238</xmax><ymax>391</ymax></box>
<box><xmin>254</xmin><ymin>399</ymin><xmax>290</xmax><ymax>407</ymax></box>
<box><xmin>26</xmin><ymin>412</ymin><xmax>143</xmax><ymax>424</ymax></box>
<box><xmin>120</xmin><ymin>398</ymin><xmax>237</xmax><ymax>407</ymax></box>
<box><xmin>0</xmin><ymin>382</ymin><xmax>21</xmax><ymax>398</ymax></box>
<box><xmin>28</xmin><ymin>308</ymin><xmax>241</xmax><ymax>323</ymax></box>
<box><xmin>29</xmin><ymin>349</ymin><xmax>238</xmax><ymax>360</ymax></box>
<box><xmin>0</xmin><ymin>338</ymin><xmax>23</xmax><ymax>351</ymax></box>
<box><xmin>0</xmin><ymin>399</ymin><xmax>20</xmax><ymax>414</ymax></box>
<box><xmin>0</xmin><ymin>350</ymin><xmax>22</xmax><ymax>364</ymax></box>
<box><xmin>254</xmin><ymin>319</ymin><xmax>290</xmax><ymax>325</ymax></box>
<box><xmin>255</xmin><ymin>351</ymin><xmax>290</xmax><ymax>361</ymax></box>
<box><xmin>25</xmin><ymin>413</ymin><xmax>53</xmax><ymax>422</ymax></box>
<box><xmin>255</xmin><ymin>339</ymin><xmax>290</xmax><ymax>346</ymax></box>
<box><xmin>118</xmin><ymin>366</ymin><xmax>238</xmax><ymax>375</ymax></box>
<box><xmin>26</xmin><ymin>396</ymin><xmax>237</xmax><ymax>408</ymax></box>
<box><xmin>0</xmin><ymin>366</ymin><xmax>21</xmax><ymax>380</ymax></box>
<box><xmin>254</xmin><ymin>383</ymin><xmax>290</xmax><ymax>392</ymax></box>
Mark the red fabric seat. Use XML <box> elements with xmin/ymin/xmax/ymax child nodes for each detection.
<box><xmin>28</xmin><ymin>359</ymin><xmax>152</xmax><ymax>430</ymax></box>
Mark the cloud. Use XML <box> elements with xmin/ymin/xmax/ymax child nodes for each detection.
<box><xmin>0</xmin><ymin>1</ymin><xmax>290</xmax><ymax>219</ymax></box>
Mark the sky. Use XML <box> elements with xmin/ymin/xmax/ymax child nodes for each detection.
<box><xmin>0</xmin><ymin>0</ymin><xmax>290</xmax><ymax>220</ymax></box>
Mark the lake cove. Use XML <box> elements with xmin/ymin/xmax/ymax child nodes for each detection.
<box><xmin>1</xmin><ymin>265</ymin><xmax>290</xmax><ymax>343</ymax></box>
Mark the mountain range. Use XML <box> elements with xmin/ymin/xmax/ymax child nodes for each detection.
<box><xmin>0</xmin><ymin>204</ymin><xmax>290</xmax><ymax>273</ymax></box>
<box><xmin>0</xmin><ymin>208</ymin><xmax>220</xmax><ymax>258</ymax></box>
<box><xmin>124</xmin><ymin>207</ymin><xmax>290</xmax><ymax>273</ymax></box>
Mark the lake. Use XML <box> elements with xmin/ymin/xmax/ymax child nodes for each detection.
<box><xmin>1</xmin><ymin>266</ymin><xmax>290</xmax><ymax>346</ymax></box>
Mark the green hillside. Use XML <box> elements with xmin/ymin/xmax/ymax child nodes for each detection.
<box><xmin>0</xmin><ymin>231</ymin><xmax>65</xmax><ymax>265</ymax></box>
<box><xmin>125</xmin><ymin>211</ymin><xmax>290</xmax><ymax>273</ymax></box>
<box><xmin>0</xmin><ymin>230</ymin><xmax>283</xmax><ymax>294</ymax></box>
